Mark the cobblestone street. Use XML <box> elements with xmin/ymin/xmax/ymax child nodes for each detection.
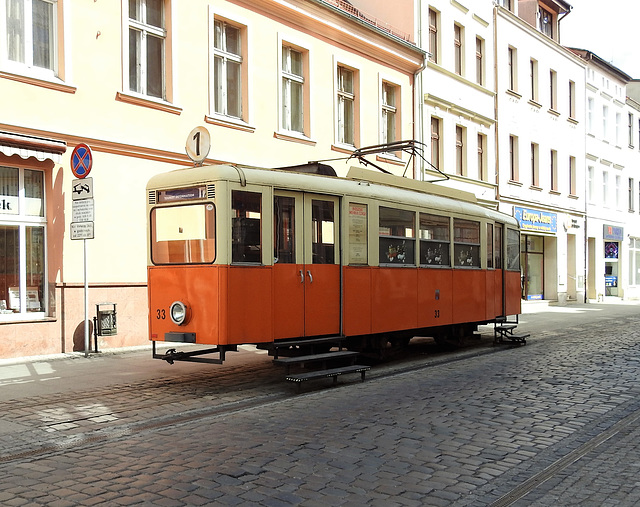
<box><xmin>1</xmin><ymin>302</ymin><xmax>639</xmax><ymax>506</ymax></box>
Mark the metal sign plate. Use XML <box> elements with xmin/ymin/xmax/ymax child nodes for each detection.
<box><xmin>71</xmin><ymin>222</ymin><xmax>94</xmax><ymax>240</ymax></box>
<box><xmin>72</xmin><ymin>199</ymin><xmax>94</xmax><ymax>222</ymax></box>
<box><xmin>72</xmin><ymin>178</ymin><xmax>93</xmax><ymax>200</ymax></box>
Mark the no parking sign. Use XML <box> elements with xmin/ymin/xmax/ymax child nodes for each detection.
<box><xmin>71</xmin><ymin>143</ymin><xmax>93</xmax><ymax>179</ymax></box>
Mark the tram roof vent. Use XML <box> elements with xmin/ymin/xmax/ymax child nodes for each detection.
<box><xmin>272</xmin><ymin>162</ymin><xmax>337</xmax><ymax>177</ymax></box>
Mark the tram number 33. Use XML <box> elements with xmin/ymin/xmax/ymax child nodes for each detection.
<box><xmin>434</xmin><ymin>309</ymin><xmax>440</xmax><ymax>318</ymax></box>
<box><xmin>156</xmin><ymin>309</ymin><xmax>166</xmax><ymax>320</ymax></box>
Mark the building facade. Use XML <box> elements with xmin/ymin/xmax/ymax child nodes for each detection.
<box><xmin>0</xmin><ymin>0</ymin><xmax>424</xmax><ymax>360</ymax></box>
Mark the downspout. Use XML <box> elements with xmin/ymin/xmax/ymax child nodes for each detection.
<box><xmin>493</xmin><ymin>4</ymin><xmax>500</xmax><ymax>202</ymax></box>
<box><xmin>413</xmin><ymin>0</ymin><xmax>427</xmax><ymax>180</ymax></box>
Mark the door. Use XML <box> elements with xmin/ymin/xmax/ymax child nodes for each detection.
<box><xmin>273</xmin><ymin>192</ymin><xmax>340</xmax><ymax>338</ymax></box>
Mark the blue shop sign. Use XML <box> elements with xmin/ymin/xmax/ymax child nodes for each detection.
<box><xmin>603</xmin><ymin>224</ymin><xmax>624</xmax><ymax>241</ymax></box>
<box><xmin>514</xmin><ymin>207</ymin><xmax>557</xmax><ymax>233</ymax></box>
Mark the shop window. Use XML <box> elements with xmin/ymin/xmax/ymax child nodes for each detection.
<box><xmin>232</xmin><ymin>190</ymin><xmax>261</xmax><ymax>263</ymax></box>
<box><xmin>379</xmin><ymin>207</ymin><xmax>415</xmax><ymax>265</ymax></box>
<box><xmin>419</xmin><ymin>213</ymin><xmax>449</xmax><ymax>266</ymax></box>
<box><xmin>0</xmin><ymin>166</ymin><xmax>46</xmax><ymax>317</ymax></box>
<box><xmin>454</xmin><ymin>218</ymin><xmax>480</xmax><ymax>267</ymax></box>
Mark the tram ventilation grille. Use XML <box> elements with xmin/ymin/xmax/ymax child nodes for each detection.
<box><xmin>207</xmin><ymin>184</ymin><xmax>215</xmax><ymax>199</ymax></box>
<box><xmin>148</xmin><ymin>190</ymin><xmax>156</xmax><ymax>205</ymax></box>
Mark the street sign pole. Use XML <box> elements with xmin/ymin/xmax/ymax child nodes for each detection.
<box><xmin>71</xmin><ymin>144</ymin><xmax>94</xmax><ymax>358</ymax></box>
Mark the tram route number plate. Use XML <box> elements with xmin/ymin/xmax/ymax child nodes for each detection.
<box><xmin>70</xmin><ymin>222</ymin><xmax>94</xmax><ymax>240</ymax></box>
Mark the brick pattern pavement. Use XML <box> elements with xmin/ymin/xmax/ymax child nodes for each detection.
<box><xmin>1</xmin><ymin>310</ymin><xmax>640</xmax><ymax>505</ymax></box>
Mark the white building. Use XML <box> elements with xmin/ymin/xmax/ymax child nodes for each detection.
<box><xmin>495</xmin><ymin>0</ymin><xmax>586</xmax><ymax>303</ymax></box>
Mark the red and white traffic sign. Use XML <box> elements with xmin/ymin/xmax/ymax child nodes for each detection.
<box><xmin>71</xmin><ymin>143</ymin><xmax>93</xmax><ymax>179</ymax></box>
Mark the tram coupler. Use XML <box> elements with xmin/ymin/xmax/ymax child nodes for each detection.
<box><xmin>152</xmin><ymin>342</ymin><xmax>237</xmax><ymax>365</ymax></box>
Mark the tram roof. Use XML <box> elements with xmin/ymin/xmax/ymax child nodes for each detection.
<box><xmin>147</xmin><ymin>163</ymin><xmax>518</xmax><ymax>226</ymax></box>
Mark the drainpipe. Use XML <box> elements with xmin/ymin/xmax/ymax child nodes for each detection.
<box><xmin>413</xmin><ymin>0</ymin><xmax>427</xmax><ymax>180</ymax></box>
<box><xmin>493</xmin><ymin>5</ymin><xmax>500</xmax><ymax>202</ymax></box>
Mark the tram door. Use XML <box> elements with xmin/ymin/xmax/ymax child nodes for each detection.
<box><xmin>273</xmin><ymin>192</ymin><xmax>341</xmax><ymax>338</ymax></box>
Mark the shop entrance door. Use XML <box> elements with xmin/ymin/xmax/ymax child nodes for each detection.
<box><xmin>521</xmin><ymin>234</ymin><xmax>544</xmax><ymax>300</ymax></box>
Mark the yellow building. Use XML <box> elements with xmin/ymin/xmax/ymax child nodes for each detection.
<box><xmin>0</xmin><ymin>0</ymin><xmax>424</xmax><ymax>359</ymax></box>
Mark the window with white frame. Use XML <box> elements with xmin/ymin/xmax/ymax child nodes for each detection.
<box><xmin>616</xmin><ymin>174</ymin><xmax>621</xmax><ymax>210</ymax></box>
<box><xmin>530</xmin><ymin>59</ymin><xmax>538</xmax><ymax>103</ymax></box>
<box><xmin>531</xmin><ymin>143</ymin><xmax>539</xmax><ymax>187</ymax></box>
<box><xmin>455</xmin><ymin>125</ymin><xmax>466</xmax><ymax>176</ymax></box>
<box><xmin>549</xmin><ymin>70</ymin><xmax>557</xmax><ymax>111</ymax></box>
<box><xmin>603</xmin><ymin>105</ymin><xmax>609</xmax><ymax>140</ymax></box>
<box><xmin>431</xmin><ymin>117</ymin><xmax>441</xmax><ymax>170</ymax></box>
<box><xmin>478</xmin><ymin>133</ymin><xmax>487</xmax><ymax>181</ymax></box>
<box><xmin>629</xmin><ymin>113</ymin><xmax>634</xmax><ymax>148</ymax></box>
<box><xmin>569</xmin><ymin>81</ymin><xmax>576</xmax><ymax>119</ymax></box>
<box><xmin>428</xmin><ymin>8</ymin><xmax>438</xmax><ymax>64</ymax></box>
<box><xmin>212</xmin><ymin>19</ymin><xmax>243</xmax><ymax>119</ymax></box>
<box><xmin>569</xmin><ymin>156</ymin><xmax>576</xmax><ymax>196</ymax></box>
<box><xmin>336</xmin><ymin>66</ymin><xmax>356</xmax><ymax>146</ymax></box>
<box><xmin>587</xmin><ymin>97</ymin><xmax>594</xmax><ymax>134</ymax></box>
<box><xmin>550</xmin><ymin>149</ymin><xmax>557</xmax><ymax>191</ymax></box>
<box><xmin>508</xmin><ymin>46</ymin><xmax>517</xmax><ymax>92</ymax></box>
<box><xmin>2</xmin><ymin>0</ymin><xmax>58</xmax><ymax>76</ymax></box>
<box><xmin>128</xmin><ymin>0</ymin><xmax>166</xmax><ymax>99</ymax></box>
<box><xmin>616</xmin><ymin>112</ymin><xmax>622</xmax><ymax>146</ymax></box>
<box><xmin>629</xmin><ymin>238</ymin><xmax>640</xmax><ymax>286</ymax></box>
<box><xmin>453</xmin><ymin>23</ymin><xmax>463</xmax><ymax>76</ymax></box>
<box><xmin>587</xmin><ymin>165</ymin><xmax>594</xmax><ymax>203</ymax></box>
<box><xmin>602</xmin><ymin>170</ymin><xmax>609</xmax><ymax>205</ymax></box>
<box><xmin>629</xmin><ymin>178</ymin><xmax>635</xmax><ymax>211</ymax></box>
<box><xmin>509</xmin><ymin>135</ymin><xmax>519</xmax><ymax>182</ymax></box>
<box><xmin>475</xmin><ymin>37</ymin><xmax>483</xmax><ymax>86</ymax></box>
<box><xmin>281</xmin><ymin>45</ymin><xmax>305</xmax><ymax>134</ymax></box>
<box><xmin>381</xmin><ymin>81</ymin><xmax>398</xmax><ymax>145</ymax></box>
<box><xmin>0</xmin><ymin>166</ymin><xmax>46</xmax><ymax>318</ymax></box>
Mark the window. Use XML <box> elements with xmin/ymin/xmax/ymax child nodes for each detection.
<box><xmin>430</xmin><ymin>117</ymin><xmax>441</xmax><ymax>170</ymax></box>
<box><xmin>128</xmin><ymin>0</ymin><xmax>167</xmax><ymax>99</ymax></box>
<box><xmin>311</xmin><ymin>200</ymin><xmax>335</xmax><ymax>264</ymax></box>
<box><xmin>508</xmin><ymin>47</ymin><xmax>517</xmax><ymax>92</ymax></box>
<box><xmin>549</xmin><ymin>70</ymin><xmax>557</xmax><ymax>111</ymax></box>
<box><xmin>379</xmin><ymin>207</ymin><xmax>415</xmax><ymax>265</ymax></box>
<box><xmin>530</xmin><ymin>59</ymin><xmax>538</xmax><ymax>103</ymax></box>
<box><xmin>538</xmin><ymin>5</ymin><xmax>553</xmax><ymax>38</ymax></box>
<box><xmin>587</xmin><ymin>98</ymin><xmax>594</xmax><ymax>134</ymax></box>
<box><xmin>475</xmin><ymin>37</ymin><xmax>484</xmax><ymax>85</ymax></box>
<box><xmin>603</xmin><ymin>105</ymin><xmax>609</xmax><ymax>140</ymax></box>
<box><xmin>587</xmin><ymin>166</ymin><xmax>594</xmax><ymax>202</ymax></box>
<box><xmin>478</xmin><ymin>133</ymin><xmax>487</xmax><ymax>181</ymax></box>
<box><xmin>454</xmin><ymin>218</ymin><xmax>480</xmax><ymax>267</ymax></box>
<box><xmin>0</xmin><ymin>166</ymin><xmax>46</xmax><ymax>317</ymax></box>
<box><xmin>455</xmin><ymin>125</ymin><xmax>466</xmax><ymax>176</ymax></box>
<box><xmin>453</xmin><ymin>23</ymin><xmax>463</xmax><ymax>76</ymax></box>
<box><xmin>151</xmin><ymin>203</ymin><xmax>216</xmax><ymax>264</ymax></box>
<box><xmin>212</xmin><ymin>19</ymin><xmax>243</xmax><ymax>119</ymax></box>
<box><xmin>232</xmin><ymin>190</ymin><xmax>261</xmax><ymax>263</ymax></box>
<box><xmin>629</xmin><ymin>178</ymin><xmax>635</xmax><ymax>212</ymax></box>
<box><xmin>569</xmin><ymin>156</ymin><xmax>576</xmax><ymax>196</ymax></box>
<box><xmin>550</xmin><ymin>149</ymin><xmax>558</xmax><ymax>191</ymax></box>
<box><xmin>428</xmin><ymin>8</ymin><xmax>438</xmax><ymax>64</ymax></box>
<box><xmin>569</xmin><ymin>81</ymin><xmax>576</xmax><ymax>119</ymax></box>
<box><xmin>629</xmin><ymin>238</ymin><xmax>640</xmax><ymax>286</ymax></box>
<box><xmin>616</xmin><ymin>175</ymin><xmax>621</xmax><ymax>210</ymax></box>
<box><xmin>495</xmin><ymin>223</ymin><xmax>503</xmax><ymax>269</ymax></box>
<box><xmin>419</xmin><ymin>213</ymin><xmax>449</xmax><ymax>266</ymax></box>
<box><xmin>381</xmin><ymin>82</ymin><xmax>398</xmax><ymax>145</ymax></box>
<box><xmin>281</xmin><ymin>45</ymin><xmax>307</xmax><ymax>135</ymax></box>
<box><xmin>603</xmin><ymin>170</ymin><xmax>609</xmax><ymax>205</ymax></box>
<box><xmin>629</xmin><ymin>113</ymin><xmax>634</xmax><ymax>148</ymax></box>
<box><xmin>531</xmin><ymin>143</ymin><xmax>539</xmax><ymax>187</ymax></box>
<box><xmin>506</xmin><ymin>229</ymin><xmax>520</xmax><ymax>271</ymax></box>
<box><xmin>336</xmin><ymin>66</ymin><xmax>356</xmax><ymax>146</ymax></box>
<box><xmin>498</xmin><ymin>0</ymin><xmax>512</xmax><ymax>10</ymax></box>
<box><xmin>509</xmin><ymin>135</ymin><xmax>519</xmax><ymax>182</ymax></box>
<box><xmin>487</xmin><ymin>223</ymin><xmax>494</xmax><ymax>269</ymax></box>
<box><xmin>274</xmin><ymin>196</ymin><xmax>295</xmax><ymax>264</ymax></box>
<box><xmin>616</xmin><ymin>112</ymin><xmax>622</xmax><ymax>146</ymax></box>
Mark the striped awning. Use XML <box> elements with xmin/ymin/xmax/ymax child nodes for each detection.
<box><xmin>0</xmin><ymin>131</ymin><xmax>67</xmax><ymax>163</ymax></box>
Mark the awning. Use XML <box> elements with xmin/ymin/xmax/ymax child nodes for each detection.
<box><xmin>0</xmin><ymin>131</ymin><xmax>67</xmax><ymax>163</ymax></box>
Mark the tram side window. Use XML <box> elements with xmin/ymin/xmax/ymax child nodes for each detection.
<box><xmin>311</xmin><ymin>200</ymin><xmax>335</xmax><ymax>264</ymax></box>
<box><xmin>506</xmin><ymin>228</ymin><xmax>520</xmax><ymax>271</ymax></box>
<box><xmin>419</xmin><ymin>213</ymin><xmax>450</xmax><ymax>266</ymax></box>
<box><xmin>379</xmin><ymin>207</ymin><xmax>415</xmax><ymax>265</ymax></box>
<box><xmin>487</xmin><ymin>223</ymin><xmax>494</xmax><ymax>268</ymax></box>
<box><xmin>453</xmin><ymin>218</ymin><xmax>480</xmax><ymax>267</ymax></box>
<box><xmin>274</xmin><ymin>196</ymin><xmax>295</xmax><ymax>263</ymax></box>
<box><xmin>151</xmin><ymin>204</ymin><xmax>216</xmax><ymax>264</ymax></box>
<box><xmin>232</xmin><ymin>190</ymin><xmax>262</xmax><ymax>263</ymax></box>
<box><xmin>495</xmin><ymin>223</ymin><xmax>503</xmax><ymax>269</ymax></box>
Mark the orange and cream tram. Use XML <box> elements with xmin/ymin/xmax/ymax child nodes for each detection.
<box><xmin>146</xmin><ymin>157</ymin><xmax>521</xmax><ymax>365</ymax></box>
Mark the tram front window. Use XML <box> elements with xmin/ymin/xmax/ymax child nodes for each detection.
<box><xmin>151</xmin><ymin>204</ymin><xmax>216</xmax><ymax>264</ymax></box>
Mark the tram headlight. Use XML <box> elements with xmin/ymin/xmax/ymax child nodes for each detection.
<box><xmin>170</xmin><ymin>301</ymin><xmax>189</xmax><ymax>326</ymax></box>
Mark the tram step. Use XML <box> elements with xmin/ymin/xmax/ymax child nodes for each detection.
<box><xmin>271</xmin><ymin>335</ymin><xmax>346</xmax><ymax>359</ymax></box>
<box><xmin>495</xmin><ymin>324</ymin><xmax>518</xmax><ymax>332</ymax></box>
<box><xmin>286</xmin><ymin>364</ymin><xmax>370</xmax><ymax>391</ymax></box>
<box><xmin>273</xmin><ymin>350</ymin><xmax>360</xmax><ymax>366</ymax></box>
<box><xmin>495</xmin><ymin>332</ymin><xmax>529</xmax><ymax>345</ymax></box>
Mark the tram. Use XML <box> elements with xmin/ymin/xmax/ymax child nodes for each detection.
<box><xmin>146</xmin><ymin>147</ymin><xmax>521</xmax><ymax>364</ymax></box>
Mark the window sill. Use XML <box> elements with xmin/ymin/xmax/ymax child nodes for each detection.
<box><xmin>205</xmin><ymin>114</ymin><xmax>255</xmax><ymax>133</ymax></box>
<box><xmin>548</xmin><ymin>108</ymin><xmax>561</xmax><ymax>117</ymax></box>
<box><xmin>376</xmin><ymin>153</ymin><xmax>404</xmax><ymax>166</ymax></box>
<box><xmin>506</xmin><ymin>89</ymin><xmax>522</xmax><ymax>100</ymax></box>
<box><xmin>528</xmin><ymin>99</ymin><xmax>542</xmax><ymax>109</ymax></box>
<box><xmin>274</xmin><ymin>131</ymin><xmax>316</xmax><ymax>146</ymax></box>
<box><xmin>568</xmin><ymin>194</ymin><xmax>579</xmax><ymax>200</ymax></box>
<box><xmin>0</xmin><ymin>69</ymin><xmax>76</xmax><ymax>94</ymax></box>
<box><xmin>549</xmin><ymin>190</ymin><xmax>561</xmax><ymax>195</ymax></box>
<box><xmin>567</xmin><ymin>117</ymin><xmax>579</xmax><ymax>125</ymax></box>
<box><xmin>530</xmin><ymin>185</ymin><xmax>542</xmax><ymax>191</ymax></box>
<box><xmin>115</xmin><ymin>91</ymin><xmax>182</xmax><ymax>115</ymax></box>
<box><xmin>331</xmin><ymin>143</ymin><xmax>355</xmax><ymax>155</ymax></box>
<box><xmin>508</xmin><ymin>179</ymin><xmax>523</xmax><ymax>186</ymax></box>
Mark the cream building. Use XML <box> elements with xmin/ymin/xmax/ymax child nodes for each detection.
<box><xmin>0</xmin><ymin>0</ymin><xmax>424</xmax><ymax>359</ymax></box>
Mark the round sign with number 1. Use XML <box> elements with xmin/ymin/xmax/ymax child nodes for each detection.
<box><xmin>185</xmin><ymin>127</ymin><xmax>211</xmax><ymax>165</ymax></box>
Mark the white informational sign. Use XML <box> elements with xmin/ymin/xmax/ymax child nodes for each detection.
<box><xmin>71</xmin><ymin>222</ymin><xmax>94</xmax><ymax>240</ymax></box>
<box><xmin>72</xmin><ymin>178</ymin><xmax>93</xmax><ymax>200</ymax></box>
<box><xmin>72</xmin><ymin>199</ymin><xmax>94</xmax><ymax>223</ymax></box>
